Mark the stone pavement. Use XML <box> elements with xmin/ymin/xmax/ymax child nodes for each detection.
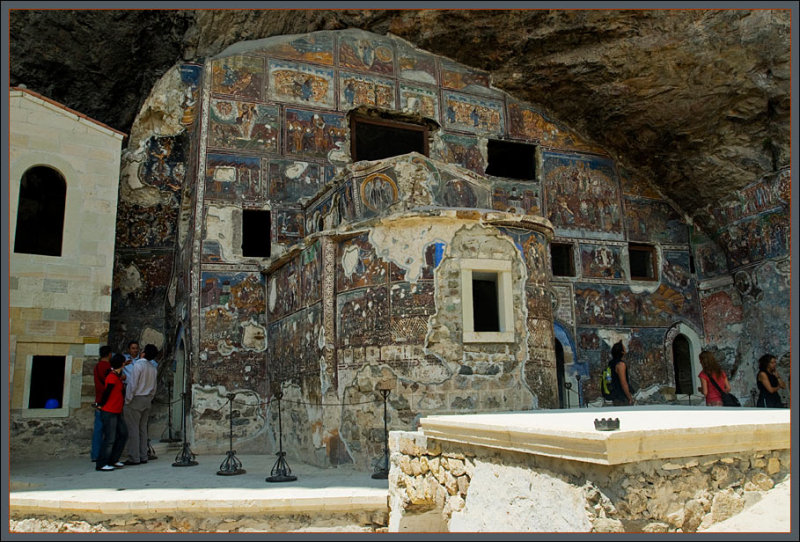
<box><xmin>9</xmin><ymin>445</ymin><xmax>389</xmax><ymax>532</ymax></box>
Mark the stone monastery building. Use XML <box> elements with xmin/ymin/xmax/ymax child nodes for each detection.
<box><xmin>10</xmin><ymin>30</ymin><xmax>790</xmax><ymax>469</ymax></box>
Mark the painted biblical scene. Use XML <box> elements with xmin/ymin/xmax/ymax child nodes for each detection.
<box><xmin>268</xmin><ymin>159</ymin><xmax>324</xmax><ymax>201</ymax></box>
<box><xmin>268</xmin><ymin>258</ymin><xmax>302</xmax><ymax>320</ymax></box>
<box><xmin>580</xmin><ymin>243</ymin><xmax>625</xmax><ymax>280</ymax></box>
<box><xmin>618</xmin><ymin>167</ymin><xmax>662</xmax><ymax>199</ymax></box>
<box><xmin>204</xmin><ymin>153</ymin><xmax>263</xmax><ymax>201</ymax></box>
<box><xmin>199</xmin><ymin>272</ymin><xmax>266</xmax><ymax>360</ymax></box>
<box><xmin>337</xmin><ymin>233</ymin><xmax>389</xmax><ymax>292</ymax></box>
<box><xmin>268</xmin><ymin>60</ymin><xmax>335</xmax><ymax>108</ymax></box>
<box><xmin>717</xmin><ymin>210</ymin><xmax>789</xmax><ymax>270</ymax></box>
<box><xmin>442</xmin><ymin>91</ymin><xmax>505</xmax><ymax>135</ymax></box>
<box><xmin>507</xmin><ymin>101</ymin><xmax>603</xmax><ymax>153</ymax></box>
<box><xmin>396</xmin><ymin>43</ymin><xmax>437</xmax><ymax>85</ymax></box>
<box><xmin>266</xmin><ymin>33</ymin><xmax>335</xmax><ymax>65</ymax></box>
<box><xmin>273</xmin><ymin>207</ymin><xmax>305</xmax><ymax>245</ymax></box>
<box><xmin>138</xmin><ymin>133</ymin><xmax>187</xmax><ymax>194</ymax></box>
<box><xmin>398</xmin><ymin>83</ymin><xmax>439</xmax><ymax>121</ymax></box>
<box><xmin>492</xmin><ymin>181</ymin><xmax>539</xmax><ymax>214</ymax></box>
<box><xmin>210</xmin><ymin>55</ymin><xmax>264</xmax><ymax>100</ymax></box>
<box><xmin>340</xmin><ymin>71</ymin><xmax>396</xmax><ymax>110</ymax></box>
<box><xmin>339</xmin><ymin>34</ymin><xmax>395</xmax><ymax>75</ymax></box>
<box><xmin>435</xmin><ymin>171</ymin><xmax>491</xmax><ymax>209</ymax></box>
<box><xmin>115</xmin><ymin>200</ymin><xmax>178</xmax><ymax>249</ymax></box>
<box><xmin>268</xmin><ymin>305</ymin><xmax>322</xmax><ymax>383</ymax></box>
<box><xmin>542</xmin><ymin>151</ymin><xmax>623</xmax><ymax>238</ymax></box>
<box><xmin>358</xmin><ymin>170</ymin><xmax>399</xmax><ymax>216</ymax></box>
<box><xmin>440</xmin><ymin>59</ymin><xmax>495</xmax><ymax>97</ymax></box>
<box><xmin>624</xmin><ymin>197</ymin><xmax>689</xmax><ymax>244</ymax></box>
<box><xmin>336</xmin><ymin>286</ymin><xmax>391</xmax><ymax>348</ymax></box>
<box><xmin>435</xmin><ymin>133</ymin><xmax>484</xmax><ymax>174</ymax></box>
<box><xmin>208</xmin><ymin>99</ymin><xmax>279</xmax><ymax>152</ymax></box>
<box><xmin>178</xmin><ymin>64</ymin><xmax>203</xmax><ymax>131</ymax></box>
<box><xmin>301</xmin><ymin>241</ymin><xmax>323</xmax><ymax>306</ymax></box>
<box><xmin>285</xmin><ymin>108</ymin><xmax>347</xmax><ymax>159</ymax></box>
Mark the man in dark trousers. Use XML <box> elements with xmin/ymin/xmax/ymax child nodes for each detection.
<box><xmin>90</xmin><ymin>345</ymin><xmax>112</xmax><ymax>462</ymax></box>
<box><xmin>95</xmin><ymin>354</ymin><xmax>129</xmax><ymax>472</ymax></box>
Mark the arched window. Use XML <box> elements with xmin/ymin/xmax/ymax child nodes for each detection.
<box><xmin>14</xmin><ymin>166</ymin><xmax>66</xmax><ymax>256</ymax></box>
<box><xmin>672</xmin><ymin>334</ymin><xmax>693</xmax><ymax>395</ymax></box>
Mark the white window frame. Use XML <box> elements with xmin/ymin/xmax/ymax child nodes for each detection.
<box><xmin>22</xmin><ymin>354</ymin><xmax>72</xmax><ymax>418</ymax></box>
<box><xmin>460</xmin><ymin>258</ymin><xmax>514</xmax><ymax>343</ymax></box>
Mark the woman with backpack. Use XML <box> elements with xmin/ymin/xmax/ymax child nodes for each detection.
<box><xmin>697</xmin><ymin>350</ymin><xmax>730</xmax><ymax>406</ymax></box>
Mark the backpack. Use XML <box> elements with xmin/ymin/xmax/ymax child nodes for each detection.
<box><xmin>600</xmin><ymin>365</ymin><xmax>615</xmax><ymax>400</ymax></box>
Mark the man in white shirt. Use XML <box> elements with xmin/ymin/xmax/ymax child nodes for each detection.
<box><xmin>123</xmin><ymin>344</ymin><xmax>158</xmax><ymax>465</ymax></box>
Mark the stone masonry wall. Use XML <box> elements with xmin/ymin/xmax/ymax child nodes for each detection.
<box><xmin>388</xmin><ymin>430</ymin><xmax>791</xmax><ymax>533</ymax></box>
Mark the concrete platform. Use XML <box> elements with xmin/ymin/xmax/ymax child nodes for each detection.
<box><xmin>10</xmin><ymin>447</ymin><xmax>388</xmax><ymax>530</ymax></box>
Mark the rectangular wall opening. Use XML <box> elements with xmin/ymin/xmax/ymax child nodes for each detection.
<box><xmin>472</xmin><ymin>272</ymin><xmax>500</xmax><ymax>332</ymax></box>
<box><xmin>629</xmin><ymin>243</ymin><xmax>657</xmax><ymax>280</ymax></box>
<box><xmin>351</xmin><ymin>116</ymin><xmax>428</xmax><ymax>162</ymax></box>
<box><xmin>551</xmin><ymin>243</ymin><xmax>575</xmax><ymax>277</ymax></box>
<box><xmin>242</xmin><ymin>209</ymin><xmax>271</xmax><ymax>258</ymax></box>
<box><xmin>27</xmin><ymin>355</ymin><xmax>66</xmax><ymax>409</ymax></box>
<box><xmin>485</xmin><ymin>139</ymin><xmax>537</xmax><ymax>180</ymax></box>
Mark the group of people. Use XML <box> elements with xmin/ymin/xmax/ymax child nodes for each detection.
<box><xmin>604</xmin><ymin>341</ymin><xmax>787</xmax><ymax>408</ymax></box>
<box><xmin>91</xmin><ymin>341</ymin><xmax>159</xmax><ymax>472</ymax></box>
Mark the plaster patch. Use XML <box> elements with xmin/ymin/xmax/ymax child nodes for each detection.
<box><xmin>341</xmin><ymin>244</ymin><xmax>361</xmax><ymax>279</ymax></box>
<box><xmin>268</xmin><ymin>277</ymin><xmax>277</xmax><ymax>312</ymax></box>
<box><xmin>205</xmin><ymin>205</ymin><xmax>237</xmax><ymax>260</ymax></box>
<box><xmin>118</xmin><ymin>263</ymin><xmax>143</xmax><ymax>298</ymax></box>
<box><xmin>241</xmin><ymin>321</ymin><xmax>267</xmax><ymax>352</ymax></box>
<box><xmin>140</xmin><ymin>327</ymin><xmax>164</xmax><ymax>350</ymax></box>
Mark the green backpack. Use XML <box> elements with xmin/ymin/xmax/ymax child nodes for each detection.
<box><xmin>600</xmin><ymin>365</ymin><xmax>615</xmax><ymax>400</ymax></box>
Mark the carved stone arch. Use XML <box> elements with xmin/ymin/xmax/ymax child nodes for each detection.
<box><xmin>664</xmin><ymin>322</ymin><xmax>703</xmax><ymax>398</ymax></box>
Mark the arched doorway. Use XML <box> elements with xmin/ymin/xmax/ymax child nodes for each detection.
<box><xmin>672</xmin><ymin>334</ymin><xmax>693</xmax><ymax>395</ymax></box>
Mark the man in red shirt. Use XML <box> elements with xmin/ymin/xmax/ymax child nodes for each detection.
<box><xmin>90</xmin><ymin>346</ymin><xmax>112</xmax><ymax>462</ymax></box>
<box><xmin>95</xmin><ymin>354</ymin><xmax>129</xmax><ymax>471</ymax></box>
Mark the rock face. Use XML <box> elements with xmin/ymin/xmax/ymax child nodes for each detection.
<box><xmin>9</xmin><ymin>8</ymin><xmax>791</xmax><ymax>216</ymax></box>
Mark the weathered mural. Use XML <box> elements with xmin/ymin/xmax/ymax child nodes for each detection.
<box><xmin>210</xmin><ymin>55</ymin><xmax>264</xmax><ymax>100</ymax></box>
<box><xmin>507</xmin><ymin>100</ymin><xmax>604</xmax><ymax>153</ymax></box>
<box><xmin>442</xmin><ymin>91</ymin><xmax>505</xmax><ymax>135</ymax></box>
<box><xmin>285</xmin><ymin>108</ymin><xmax>347</xmax><ymax>159</ymax></box>
<box><xmin>716</xmin><ymin>210</ymin><xmax>789</xmax><ymax>270</ymax></box>
<box><xmin>398</xmin><ymin>83</ymin><xmax>439</xmax><ymax>120</ymax></box>
<box><xmin>624</xmin><ymin>197</ymin><xmax>689</xmax><ymax>245</ymax></box>
<box><xmin>395</xmin><ymin>42</ymin><xmax>437</xmax><ymax>85</ymax></box>
<box><xmin>340</xmin><ymin>71</ymin><xmax>396</xmax><ymax>109</ymax></box>
<box><xmin>208</xmin><ymin>99</ymin><xmax>279</xmax><ymax>152</ymax></box>
<box><xmin>580</xmin><ymin>243</ymin><xmax>624</xmax><ymax>280</ymax></box>
<box><xmin>267</xmin><ymin>159</ymin><xmax>326</xmax><ymax>201</ymax></box>
<box><xmin>492</xmin><ymin>181</ymin><xmax>539</xmax><ymax>214</ymax></box>
<box><xmin>268</xmin><ymin>33</ymin><xmax>335</xmax><ymax>65</ymax></box>
<box><xmin>338</xmin><ymin>34</ymin><xmax>395</xmax><ymax>75</ymax></box>
<box><xmin>204</xmin><ymin>153</ymin><xmax>263</xmax><ymax>200</ymax></box>
<box><xmin>434</xmin><ymin>133</ymin><xmax>484</xmax><ymax>174</ymax></box>
<box><xmin>268</xmin><ymin>60</ymin><xmax>335</xmax><ymax>108</ymax></box>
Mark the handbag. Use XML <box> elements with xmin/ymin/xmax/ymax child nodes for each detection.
<box><xmin>707</xmin><ymin>373</ymin><xmax>741</xmax><ymax>407</ymax></box>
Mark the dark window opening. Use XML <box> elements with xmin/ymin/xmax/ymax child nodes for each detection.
<box><xmin>551</xmin><ymin>243</ymin><xmax>575</xmax><ymax>277</ymax></box>
<box><xmin>555</xmin><ymin>340</ymin><xmax>566</xmax><ymax>408</ymax></box>
<box><xmin>351</xmin><ymin>116</ymin><xmax>428</xmax><ymax>162</ymax></box>
<box><xmin>242</xmin><ymin>209</ymin><xmax>271</xmax><ymax>257</ymax></box>
<box><xmin>14</xmin><ymin>166</ymin><xmax>66</xmax><ymax>256</ymax></box>
<box><xmin>28</xmin><ymin>356</ymin><xmax>66</xmax><ymax>409</ymax></box>
<box><xmin>472</xmin><ymin>272</ymin><xmax>500</xmax><ymax>332</ymax></box>
<box><xmin>629</xmin><ymin>244</ymin><xmax>657</xmax><ymax>280</ymax></box>
<box><xmin>689</xmin><ymin>253</ymin><xmax>696</xmax><ymax>275</ymax></box>
<box><xmin>672</xmin><ymin>334</ymin><xmax>693</xmax><ymax>395</ymax></box>
<box><xmin>485</xmin><ymin>139</ymin><xmax>537</xmax><ymax>180</ymax></box>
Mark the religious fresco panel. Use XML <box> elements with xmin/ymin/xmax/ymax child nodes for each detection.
<box><xmin>398</xmin><ymin>83</ymin><xmax>439</xmax><ymax>121</ymax></box>
<box><xmin>199</xmin><ymin>271</ymin><xmax>266</xmax><ymax>355</ymax></box>
<box><xmin>268</xmin><ymin>305</ymin><xmax>321</xmax><ymax>383</ymax></box>
<box><xmin>716</xmin><ymin>210</ymin><xmax>790</xmax><ymax>270</ymax></box>
<box><xmin>178</xmin><ymin>64</ymin><xmax>203</xmax><ymax>131</ymax></box>
<box><xmin>579</xmin><ymin>243</ymin><xmax>624</xmax><ymax>280</ymax></box>
<box><xmin>390</xmin><ymin>281</ymin><xmax>436</xmax><ymax>318</ymax></box>
<box><xmin>507</xmin><ymin>100</ymin><xmax>603</xmax><ymax>153</ymax></box>
<box><xmin>111</xmin><ymin>252</ymin><xmax>174</xmax><ymax>315</ymax></box>
<box><xmin>268</xmin><ymin>257</ymin><xmax>302</xmax><ymax>320</ymax></box>
<box><xmin>201</xmin><ymin>240</ymin><xmax>224</xmax><ymax>264</ymax></box>
<box><xmin>434</xmin><ymin>133</ymin><xmax>484</xmax><ymax>174</ymax></box>
<box><xmin>204</xmin><ymin>153</ymin><xmax>263</xmax><ymax>201</ymax></box>
<box><xmin>624</xmin><ymin>197</ymin><xmax>689</xmax><ymax>244</ymax></box>
<box><xmin>395</xmin><ymin>43</ymin><xmax>437</xmax><ymax>85</ymax></box>
<box><xmin>626</xmin><ymin>327</ymin><xmax>671</xmax><ymax>391</ymax></box>
<box><xmin>210</xmin><ymin>55</ymin><xmax>264</xmax><ymax>100</ymax></box>
<box><xmin>700</xmin><ymin>288</ymin><xmax>744</xmax><ymax>346</ymax></box>
<box><xmin>526</xmin><ymin>284</ymin><xmax>554</xmax><ymax>320</ymax></box>
<box><xmin>268</xmin><ymin>60</ymin><xmax>335</xmax><ymax>109</ymax></box>
<box><xmin>433</xmin><ymin>171</ymin><xmax>491</xmax><ymax>209</ymax></box>
<box><xmin>337</xmin><ymin>286</ymin><xmax>391</xmax><ymax>347</ymax></box>
<box><xmin>197</xmin><ymin>350</ymin><xmax>268</xmax><ymax>396</ymax></box>
<box><xmin>442</xmin><ymin>91</ymin><xmax>505</xmax><ymax>135</ymax></box>
<box><xmin>440</xmin><ymin>59</ymin><xmax>495</xmax><ymax>97</ymax></box>
<box><xmin>305</xmin><ymin>180</ymin><xmax>357</xmax><ymax>235</ymax></box>
<box><xmin>338</xmin><ymin>34</ymin><xmax>395</xmax><ymax>75</ymax></box>
<box><xmin>267</xmin><ymin>159</ymin><xmax>324</xmax><ymax>201</ymax></box>
<box><xmin>285</xmin><ymin>108</ymin><xmax>347</xmax><ymax>159</ymax></box>
<box><xmin>706</xmin><ymin>174</ymin><xmax>788</xmax><ymax>229</ymax></box>
<box><xmin>542</xmin><ymin>151</ymin><xmax>623</xmax><ymax>238</ymax></box>
<box><xmin>339</xmin><ymin>71</ymin><xmax>396</xmax><ymax>110</ymax></box>
<box><xmin>115</xmin><ymin>201</ymin><xmax>178</xmax><ymax>250</ymax></box>
<box><xmin>273</xmin><ymin>206</ymin><xmax>305</xmax><ymax>245</ymax></box>
<box><xmin>137</xmin><ymin>133</ymin><xmax>188</xmax><ymax>194</ymax></box>
<box><xmin>301</xmin><ymin>241</ymin><xmax>323</xmax><ymax>306</ymax></box>
<box><xmin>208</xmin><ymin>99</ymin><xmax>279</xmax><ymax>152</ymax></box>
<box><xmin>498</xmin><ymin>227</ymin><xmax>548</xmax><ymax>285</ymax></box>
<box><xmin>552</xmin><ymin>284</ymin><xmax>575</xmax><ymax>326</ymax></box>
<box><xmin>357</xmin><ymin>169</ymin><xmax>400</xmax><ymax>217</ymax></box>
<box><xmin>337</xmin><ymin>233</ymin><xmax>389</xmax><ymax>292</ymax></box>
<box><xmin>265</xmin><ymin>33</ymin><xmax>335</xmax><ymax>65</ymax></box>
<box><xmin>491</xmin><ymin>181</ymin><xmax>539</xmax><ymax>215</ymax></box>
<box><xmin>618</xmin><ymin>167</ymin><xmax>662</xmax><ymax>199</ymax></box>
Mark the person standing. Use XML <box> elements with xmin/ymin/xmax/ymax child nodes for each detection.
<box><xmin>697</xmin><ymin>350</ymin><xmax>731</xmax><ymax>406</ymax></box>
<box><xmin>756</xmin><ymin>354</ymin><xmax>786</xmax><ymax>408</ymax></box>
<box><xmin>95</xmin><ymin>354</ymin><xmax>128</xmax><ymax>472</ymax></box>
<box><xmin>122</xmin><ymin>340</ymin><xmax>141</xmax><ymax>384</ymax></box>
<box><xmin>609</xmin><ymin>341</ymin><xmax>635</xmax><ymax>406</ymax></box>
<box><xmin>90</xmin><ymin>346</ymin><xmax>113</xmax><ymax>462</ymax></box>
<box><xmin>123</xmin><ymin>344</ymin><xmax>158</xmax><ymax>465</ymax></box>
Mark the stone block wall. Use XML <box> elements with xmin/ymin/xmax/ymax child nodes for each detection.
<box><xmin>388</xmin><ymin>430</ymin><xmax>791</xmax><ymax>533</ymax></box>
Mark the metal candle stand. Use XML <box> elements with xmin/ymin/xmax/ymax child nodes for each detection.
<box><xmin>160</xmin><ymin>379</ymin><xmax>181</xmax><ymax>443</ymax></box>
<box><xmin>564</xmin><ymin>382</ymin><xmax>571</xmax><ymax>409</ymax></box>
<box><xmin>217</xmin><ymin>393</ymin><xmax>246</xmax><ymax>476</ymax></box>
<box><xmin>266</xmin><ymin>390</ymin><xmax>296</xmax><ymax>483</ymax></box>
<box><xmin>172</xmin><ymin>391</ymin><xmax>198</xmax><ymax>467</ymax></box>
<box><xmin>371</xmin><ymin>387</ymin><xmax>391</xmax><ymax>480</ymax></box>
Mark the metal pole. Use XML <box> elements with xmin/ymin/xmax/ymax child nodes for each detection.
<box><xmin>217</xmin><ymin>392</ymin><xmax>245</xmax><ymax>475</ymax></box>
<box><xmin>266</xmin><ymin>390</ymin><xmax>296</xmax><ymax>482</ymax></box>
<box><xmin>172</xmin><ymin>390</ymin><xmax>198</xmax><ymax>467</ymax></box>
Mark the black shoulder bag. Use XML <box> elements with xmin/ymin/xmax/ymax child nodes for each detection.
<box><xmin>708</xmin><ymin>374</ymin><xmax>741</xmax><ymax>407</ymax></box>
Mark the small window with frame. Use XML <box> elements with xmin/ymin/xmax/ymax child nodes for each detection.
<box><xmin>628</xmin><ymin>243</ymin><xmax>657</xmax><ymax>281</ymax></box>
<box><xmin>460</xmin><ymin>259</ymin><xmax>514</xmax><ymax>343</ymax></box>
<box><xmin>23</xmin><ymin>355</ymin><xmax>72</xmax><ymax>418</ymax></box>
<box><xmin>351</xmin><ymin>115</ymin><xmax>429</xmax><ymax>162</ymax></box>
<box><xmin>550</xmin><ymin>242</ymin><xmax>575</xmax><ymax>277</ymax></box>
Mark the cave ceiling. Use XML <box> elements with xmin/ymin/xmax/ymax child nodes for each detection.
<box><xmin>8</xmin><ymin>7</ymin><xmax>793</xmax><ymax>219</ymax></box>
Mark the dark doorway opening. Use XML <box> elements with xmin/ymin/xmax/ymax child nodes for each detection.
<box><xmin>672</xmin><ymin>334</ymin><xmax>693</xmax><ymax>395</ymax></box>
<box><xmin>28</xmin><ymin>356</ymin><xmax>66</xmax><ymax>409</ymax></box>
<box><xmin>472</xmin><ymin>272</ymin><xmax>499</xmax><ymax>332</ymax></box>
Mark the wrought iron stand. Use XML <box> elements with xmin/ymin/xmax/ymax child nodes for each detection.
<box><xmin>266</xmin><ymin>390</ymin><xmax>296</xmax><ymax>483</ymax></box>
<box><xmin>172</xmin><ymin>391</ymin><xmax>198</xmax><ymax>467</ymax></box>
<box><xmin>160</xmin><ymin>379</ymin><xmax>181</xmax><ymax>443</ymax></box>
<box><xmin>372</xmin><ymin>388</ymin><xmax>391</xmax><ymax>479</ymax></box>
<box><xmin>217</xmin><ymin>393</ymin><xmax>245</xmax><ymax>475</ymax></box>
